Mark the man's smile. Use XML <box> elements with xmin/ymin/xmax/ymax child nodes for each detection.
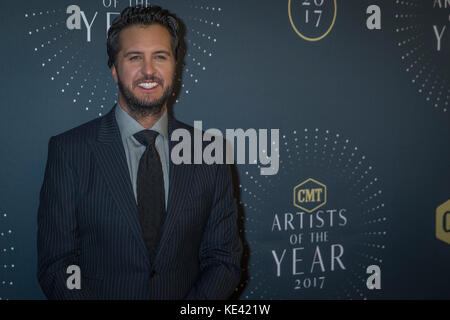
<box><xmin>137</xmin><ymin>81</ymin><xmax>159</xmax><ymax>91</ymax></box>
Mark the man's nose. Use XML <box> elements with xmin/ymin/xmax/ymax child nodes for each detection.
<box><xmin>142</xmin><ymin>58</ymin><xmax>155</xmax><ymax>75</ymax></box>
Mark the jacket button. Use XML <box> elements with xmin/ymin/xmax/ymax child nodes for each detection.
<box><xmin>150</xmin><ymin>270</ymin><xmax>157</xmax><ymax>278</ymax></box>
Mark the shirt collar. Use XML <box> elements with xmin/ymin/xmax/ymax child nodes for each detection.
<box><xmin>115</xmin><ymin>103</ymin><xmax>168</xmax><ymax>141</ymax></box>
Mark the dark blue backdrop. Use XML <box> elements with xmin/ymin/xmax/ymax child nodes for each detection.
<box><xmin>0</xmin><ymin>0</ymin><xmax>449</xmax><ymax>299</ymax></box>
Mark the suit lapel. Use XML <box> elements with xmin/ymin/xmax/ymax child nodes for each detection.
<box><xmin>90</xmin><ymin>106</ymin><xmax>150</xmax><ymax>265</ymax></box>
<box><xmin>153</xmin><ymin>118</ymin><xmax>196</xmax><ymax>266</ymax></box>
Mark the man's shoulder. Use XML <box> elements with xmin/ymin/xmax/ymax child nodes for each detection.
<box><xmin>168</xmin><ymin>117</ymin><xmax>194</xmax><ymax>133</ymax></box>
<box><xmin>51</xmin><ymin>115</ymin><xmax>104</xmax><ymax>147</ymax></box>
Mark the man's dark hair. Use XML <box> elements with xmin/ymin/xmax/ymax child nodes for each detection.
<box><xmin>107</xmin><ymin>6</ymin><xmax>180</xmax><ymax>68</ymax></box>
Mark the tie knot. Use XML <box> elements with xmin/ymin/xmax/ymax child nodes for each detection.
<box><xmin>134</xmin><ymin>130</ymin><xmax>159</xmax><ymax>147</ymax></box>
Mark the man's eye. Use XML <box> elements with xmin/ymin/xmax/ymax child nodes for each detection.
<box><xmin>130</xmin><ymin>56</ymin><xmax>141</xmax><ymax>61</ymax></box>
<box><xmin>155</xmin><ymin>55</ymin><xmax>167</xmax><ymax>60</ymax></box>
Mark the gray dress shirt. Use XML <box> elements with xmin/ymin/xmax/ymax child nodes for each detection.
<box><xmin>115</xmin><ymin>104</ymin><xmax>170</xmax><ymax>208</ymax></box>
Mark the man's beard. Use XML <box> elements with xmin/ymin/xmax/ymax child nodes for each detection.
<box><xmin>117</xmin><ymin>73</ymin><xmax>173</xmax><ymax>118</ymax></box>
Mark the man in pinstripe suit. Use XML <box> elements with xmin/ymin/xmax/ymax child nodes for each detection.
<box><xmin>37</xmin><ymin>6</ymin><xmax>242</xmax><ymax>300</ymax></box>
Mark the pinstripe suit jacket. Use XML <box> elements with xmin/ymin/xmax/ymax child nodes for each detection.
<box><xmin>37</xmin><ymin>105</ymin><xmax>242</xmax><ymax>300</ymax></box>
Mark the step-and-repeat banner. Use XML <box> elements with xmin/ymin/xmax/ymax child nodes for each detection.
<box><xmin>0</xmin><ymin>0</ymin><xmax>449</xmax><ymax>299</ymax></box>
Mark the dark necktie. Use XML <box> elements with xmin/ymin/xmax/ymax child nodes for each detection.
<box><xmin>133</xmin><ymin>130</ymin><xmax>165</xmax><ymax>261</ymax></box>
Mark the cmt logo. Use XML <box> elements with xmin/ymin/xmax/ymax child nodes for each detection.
<box><xmin>436</xmin><ymin>199</ymin><xmax>450</xmax><ymax>245</ymax></box>
<box><xmin>293</xmin><ymin>178</ymin><xmax>327</xmax><ymax>213</ymax></box>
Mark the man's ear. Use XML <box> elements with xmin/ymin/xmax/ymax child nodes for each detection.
<box><xmin>111</xmin><ymin>64</ymin><xmax>118</xmax><ymax>84</ymax></box>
